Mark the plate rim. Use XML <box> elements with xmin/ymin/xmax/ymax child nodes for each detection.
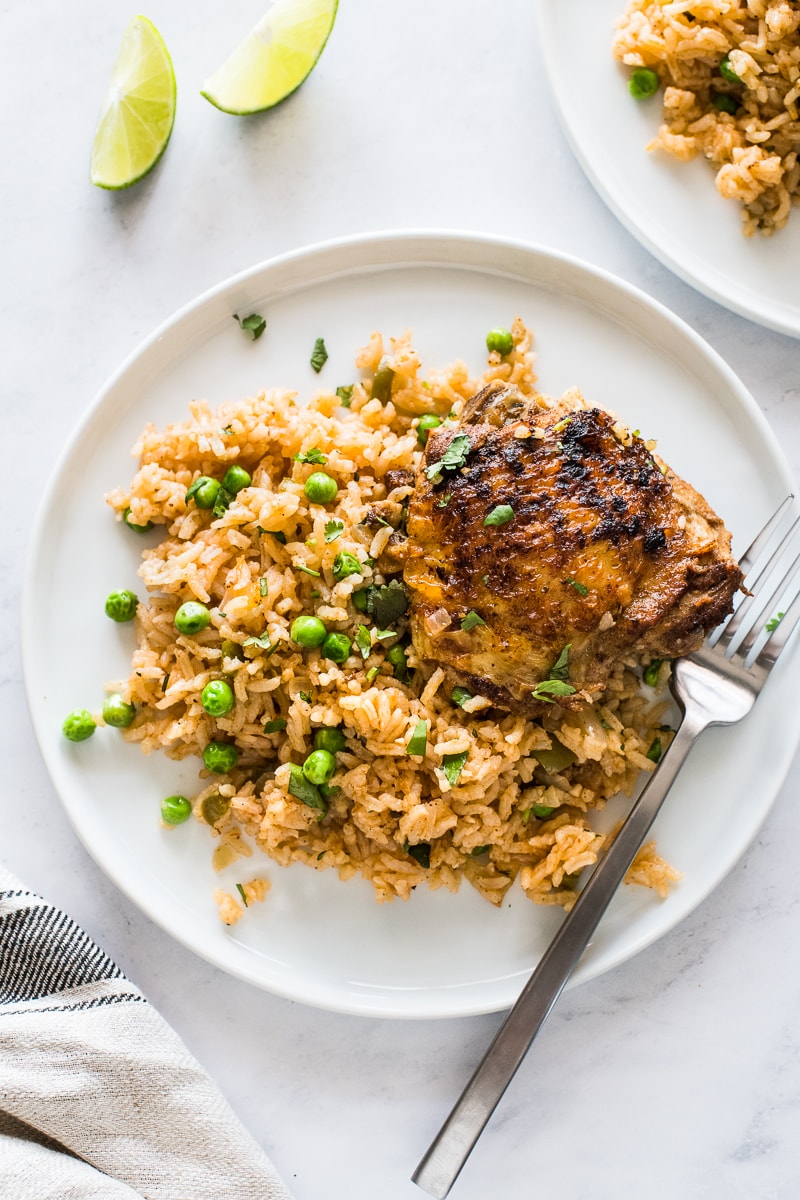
<box><xmin>21</xmin><ymin>227</ymin><xmax>800</xmax><ymax>1018</ymax></box>
<box><xmin>533</xmin><ymin>0</ymin><xmax>800</xmax><ymax>339</ymax></box>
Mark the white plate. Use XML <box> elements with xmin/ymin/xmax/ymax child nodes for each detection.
<box><xmin>536</xmin><ymin>1</ymin><xmax>800</xmax><ymax>338</ymax></box>
<box><xmin>22</xmin><ymin>231</ymin><xmax>799</xmax><ymax>1018</ymax></box>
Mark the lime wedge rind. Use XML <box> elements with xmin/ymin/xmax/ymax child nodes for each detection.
<box><xmin>200</xmin><ymin>0</ymin><xmax>338</xmax><ymax>116</ymax></box>
<box><xmin>90</xmin><ymin>15</ymin><xmax>177</xmax><ymax>191</ymax></box>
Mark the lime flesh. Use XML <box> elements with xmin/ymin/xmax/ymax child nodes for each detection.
<box><xmin>201</xmin><ymin>0</ymin><xmax>338</xmax><ymax>115</ymax></box>
<box><xmin>90</xmin><ymin>15</ymin><xmax>176</xmax><ymax>190</ymax></box>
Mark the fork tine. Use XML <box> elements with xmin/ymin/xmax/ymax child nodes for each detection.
<box><xmin>716</xmin><ymin>497</ymin><xmax>798</xmax><ymax>649</ymax></box>
<box><xmin>734</xmin><ymin>549</ymin><xmax>800</xmax><ymax>662</ymax></box>
<box><xmin>757</xmin><ymin>579</ymin><xmax>800</xmax><ymax>671</ymax></box>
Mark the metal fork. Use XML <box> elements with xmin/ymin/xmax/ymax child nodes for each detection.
<box><xmin>413</xmin><ymin>495</ymin><xmax>800</xmax><ymax>1199</ymax></box>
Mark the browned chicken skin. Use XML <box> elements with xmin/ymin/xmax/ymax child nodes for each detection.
<box><xmin>404</xmin><ymin>381</ymin><xmax>743</xmax><ymax>712</ymax></box>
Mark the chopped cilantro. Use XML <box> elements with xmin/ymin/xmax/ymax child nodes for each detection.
<box><xmin>425</xmin><ymin>432</ymin><xmax>472</xmax><ymax>484</ymax></box>
<box><xmin>552</xmin><ymin>416</ymin><xmax>572</xmax><ymax>434</ymax></box>
<box><xmin>355</xmin><ymin>625</ymin><xmax>372</xmax><ymax>659</ymax></box>
<box><xmin>324</xmin><ymin>518</ymin><xmax>344</xmax><ymax>543</ymax></box>
<box><xmin>294</xmin><ymin>562</ymin><xmax>321</xmax><ymax>577</ymax></box>
<box><xmin>483</xmin><ymin>504</ymin><xmax>514</xmax><ymax>527</ymax></box>
<box><xmin>549</xmin><ymin>644</ymin><xmax>572</xmax><ymax>681</ymax></box>
<box><xmin>531</xmin><ymin>679</ymin><xmax>577</xmax><ymax>703</ymax></box>
<box><xmin>406</xmin><ymin>719</ymin><xmax>428</xmax><ymax>757</ymax></box>
<box><xmin>437</xmin><ymin>494</ymin><xmax>452</xmax><ymax>508</ymax></box>
<box><xmin>646</xmin><ymin>737</ymin><xmax>663</xmax><ymax>763</ymax></box>
<box><xmin>310</xmin><ymin>337</ymin><xmax>328</xmax><ymax>373</ymax></box>
<box><xmin>235</xmin><ymin>883</ymin><xmax>249</xmax><ymax>907</ymax></box>
<box><xmin>365</xmin><ymin>665</ymin><xmax>380</xmax><ymax>683</ymax></box>
<box><xmin>244</xmin><ymin>632</ymin><xmax>273</xmax><ymax>652</ymax></box>
<box><xmin>233</xmin><ymin>312</ymin><xmax>266</xmax><ymax>341</ymax></box>
<box><xmin>461</xmin><ymin>610</ymin><xmax>486</xmax><ymax>631</ymax></box>
<box><xmin>405</xmin><ymin>841</ymin><xmax>431</xmax><ymax>868</ymax></box>
<box><xmin>299</xmin><ymin>690</ymin><xmax>313</xmax><ymax>704</ymax></box>
<box><xmin>259</xmin><ymin>528</ymin><xmax>287</xmax><ymax>544</ymax></box>
<box><xmin>259</xmin><ymin>578</ymin><xmax>268</xmax><ymax>597</ymax></box>
<box><xmin>470</xmin><ymin>845</ymin><xmax>490</xmax><ymax>857</ymax></box>
<box><xmin>336</xmin><ymin>385</ymin><xmax>354</xmax><ymax>406</ymax></box>
<box><xmin>566</xmin><ymin>577</ymin><xmax>589</xmax><ymax>596</ymax></box>
<box><xmin>451</xmin><ymin>687</ymin><xmax>473</xmax><ymax>708</ymax></box>
<box><xmin>442</xmin><ymin>750</ymin><xmax>468</xmax><ymax>785</ymax></box>
<box><xmin>264</xmin><ymin>717</ymin><xmax>287</xmax><ymax>733</ymax></box>
<box><xmin>765</xmin><ymin>612</ymin><xmax>785</xmax><ymax>633</ymax></box>
<box><xmin>288</xmin><ymin>762</ymin><xmax>327</xmax><ymax>817</ymax></box>
<box><xmin>212</xmin><ymin>485</ymin><xmax>234</xmax><ymax>518</ymax></box>
<box><xmin>355</xmin><ymin>580</ymin><xmax>408</xmax><ymax>627</ymax></box>
<box><xmin>294</xmin><ymin>447</ymin><xmax>327</xmax><ymax>465</ymax></box>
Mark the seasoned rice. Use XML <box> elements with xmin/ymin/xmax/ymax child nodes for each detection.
<box><xmin>106</xmin><ymin>321</ymin><xmax>679</xmax><ymax>915</ymax></box>
<box><xmin>613</xmin><ymin>0</ymin><xmax>800</xmax><ymax>235</ymax></box>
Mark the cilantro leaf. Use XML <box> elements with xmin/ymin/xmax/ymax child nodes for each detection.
<box><xmin>324</xmin><ymin>519</ymin><xmax>344</xmax><ymax>543</ymax></box>
<box><xmin>264</xmin><ymin>717</ymin><xmax>287</xmax><ymax>733</ymax></box>
<box><xmin>233</xmin><ymin>312</ymin><xmax>266</xmax><ymax>341</ymax></box>
<box><xmin>288</xmin><ymin>762</ymin><xmax>327</xmax><ymax>817</ymax></box>
<box><xmin>406</xmin><ymin>719</ymin><xmax>428</xmax><ymax>757</ymax></box>
<box><xmin>461</xmin><ymin>610</ymin><xmax>486</xmax><ymax>631</ymax></box>
<box><xmin>355</xmin><ymin>625</ymin><xmax>372</xmax><ymax>660</ymax></box>
<box><xmin>425</xmin><ymin>432</ymin><xmax>472</xmax><ymax>484</ymax></box>
<box><xmin>336</xmin><ymin>385</ymin><xmax>354</xmax><ymax>406</ymax></box>
<box><xmin>310</xmin><ymin>337</ymin><xmax>328</xmax><ymax>373</ymax></box>
<box><xmin>442</xmin><ymin>750</ymin><xmax>468</xmax><ymax>785</ymax></box>
<box><xmin>566</xmin><ymin>577</ymin><xmax>588</xmax><ymax>596</ymax></box>
<box><xmin>549</xmin><ymin>644</ymin><xmax>572</xmax><ymax>680</ymax></box>
<box><xmin>243</xmin><ymin>632</ymin><xmax>273</xmax><ymax>652</ymax></box>
<box><xmin>212</xmin><ymin>485</ymin><xmax>234</xmax><ymax>518</ymax></box>
<box><xmin>531</xmin><ymin>679</ymin><xmax>577</xmax><ymax>703</ymax></box>
<box><xmin>259</xmin><ymin>528</ymin><xmax>287</xmax><ymax>544</ymax></box>
<box><xmin>766</xmin><ymin>611</ymin><xmax>785</xmax><ymax>633</ymax></box>
<box><xmin>369</xmin><ymin>580</ymin><xmax>408</xmax><ymax>627</ymax></box>
<box><xmin>405</xmin><ymin>841</ymin><xmax>431</xmax><ymax>869</ymax></box>
<box><xmin>483</xmin><ymin>504</ymin><xmax>514</xmax><ymax>527</ymax></box>
<box><xmin>235</xmin><ymin>883</ymin><xmax>249</xmax><ymax>907</ymax></box>
<box><xmin>294</xmin><ymin>447</ymin><xmax>327</xmax><ymax>465</ymax></box>
<box><xmin>451</xmin><ymin>687</ymin><xmax>473</xmax><ymax>708</ymax></box>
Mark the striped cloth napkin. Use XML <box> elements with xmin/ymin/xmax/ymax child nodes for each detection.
<box><xmin>0</xmin><ymin>866</ymin><xmax>293</xmax><ymax>1199</ymax></box>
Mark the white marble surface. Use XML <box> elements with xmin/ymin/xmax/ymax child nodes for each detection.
<box><xmin>3</xmin><ymin>2</ymin><xmax>800</xmax><ymax>1197</ymax></box>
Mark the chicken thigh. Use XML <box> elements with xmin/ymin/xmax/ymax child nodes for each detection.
<box><xmin>404</xmin><ymin>381</ymin><xmax>743</xmax><ymax>712</ymax></box>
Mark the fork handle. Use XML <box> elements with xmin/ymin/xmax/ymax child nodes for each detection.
<box><xmin>412</xmin><ymin>708</ymin><xmax>707</xmax><ymax>1199</ymax></box>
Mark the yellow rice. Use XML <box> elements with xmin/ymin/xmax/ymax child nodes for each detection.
<box><xmin>613</xmin><ymin>0</ymin><xmax>800</xmax><ymax>235</ymax></box>
<box><xmin>106</xmin><ymin>320</ymin><xmax>679</xmax><ymax>916</ymax></box>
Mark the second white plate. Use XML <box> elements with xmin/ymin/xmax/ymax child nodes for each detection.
<box><xmin>22</xmin><ymin>231</ymin><xmax>800</xmax><ymax>1017</ymax></box>
<box><xmin>536</xmin><ymin>0</ymin><xmax>800</xmax><ymax>338</ymax></box>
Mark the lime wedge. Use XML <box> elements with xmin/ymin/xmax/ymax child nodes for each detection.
<box><xmin>201</xmin><ymin>0</ymin><xmax>338</xmax><ymax>115</ymax></box>
<box><xmin>90</xmin><ymin>15</ymin><xmax>176</xmax><ymax>190</ymax></box>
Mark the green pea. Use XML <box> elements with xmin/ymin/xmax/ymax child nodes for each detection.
<box><xmin>371</xmin><ymin>360</ymin><xmax>395</xmax><ymax>404</ymax></box>
<box><xmin>202</xmin><ymin>741</ymin><xmax>239</xmax><ymax>773</ymax></box>
<box><xmin>102</xmin><ymin>694</ymin><xmax>136</xmax><ymax>728</ymax></box>
<box><xmin>174</xmin><ymin>601</ymin><xmax>211</xmax><ymax>636</ymax></box>
<box><xmin>200</xmin><ymin>679</ymin><xmax>235</xmax><ymax>717</ymax></box>
<box><xmin>201</xmin><ymin>792</ymin><xmax>231</xmax><ymax>826</ymax></box>
<box><xmin>188</xmin><ymin>476</ymin><xmax>221</xmax><ymax>509</ymax></box>
<box><xmin>628</xmin><ymin>66</ymin><xmax>660</xmax><ymax>98</ymax></box>
<box><xmin>220</xmin><ymin>638</ymin><xmax>244</xmax><ymax>660</ymax></box>
<box><xmin>333</xmin><ymin>552</ymin><xmax>361</xmax><ymax>581</ymax></box>
<box><xmin>302</xmin><ymin>748</ymin><xmax>336</xmax><ymax>785</ymax></box>
<box><xmin>386</xmin><ymin>643</ymin><xmax>409</xmax><ymax>680</ymax></box>
<box><xmin>485</xmin><ymin>327</ymin><xmax>514</xmax><ymax>356</ymax></box>
<box><xmin>161</xmin><ymin>794</ymin><xmax>192</xmax><ymax>825</ymax></box>
<box><xmin>322</xmin><ymin>632</ymin><xmax>352</xmax><ymax>663</ymax></box>
<box><xmin>104</xmin><ymin>589</ymin><xmax>138</xmax><ymax>622</ymax></box>
<box><xmin>123</xmin><ymin>507</ymin><xmax>154</xmax><ymax>533</ymax></box>
<box><xmin>62</xmin><ymin>709</ymin><xmax>96</xmax><ymax>742</ymax></box>
<box><xmin>417</xmin><ymin>414</ymin><xmax>442</xmax><ymax>445</ymax></box>
<box><xmin>221</xmin><ymin>464</ymin><xmax>251</xmax><ymax>494</ymax></box>
<box><xmin>314</xmin><ymin>726</ymin><xmax>346</xmax><ymax>754</ymax></box>
<box><xmin>304</xmin><ymin>471</ymin><xmax>338</xmax><ymax>504</ymax></box>
<box><xmin>719</xmin><ymin>54</ymin><xmax>740</xmax><ymax>83</ymax></box>
<box><xmin>290</xmin><ymin>614</ymin><xmax>327</xmax><ymax>648</ymax></box>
